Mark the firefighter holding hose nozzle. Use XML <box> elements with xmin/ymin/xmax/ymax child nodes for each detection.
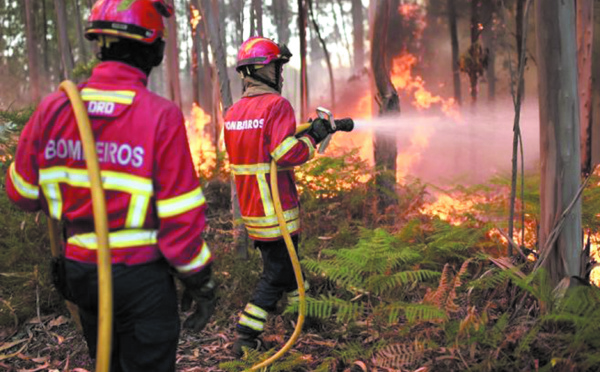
<box><xmin>224</xmin><ymin>36</ymin><xmax>354</xmax><ymax>358</ymax></box>
<box><xmin>5</xmin><ymin>1</ymin><xmax>216</xmax><ymax>371</ymax></box>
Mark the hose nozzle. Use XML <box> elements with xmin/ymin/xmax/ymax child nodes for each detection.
<box><xmin>334</xmin><ymin>118</ymin><xmax>354</xmax><ymax>132</ymax></box>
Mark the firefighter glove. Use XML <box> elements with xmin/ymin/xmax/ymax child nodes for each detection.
<box><xmin>180</xmin><ymin>265</ymin><xmax>217</xmax><ymax>332</ymax></box>
<box><xmin>306</xmin><ymin>118</ymin><xmax>333</xmax><ymax>144</ymax></box>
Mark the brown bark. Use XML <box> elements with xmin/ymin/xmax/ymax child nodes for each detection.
<box><xmin>469</xmin><ymin>0</ymin><xmax>481</xmax><ymax>103</ymax></box>
<box><xmin>54</xmin><ymin>0</ymin><xmax>74</xmax><ymax>80</ymax></box>
<box><xmin>481</xmin><ymin>0</ymin><xmax>497</xmax><ymax>101</ymax></box>
<box><xmin>74</xmin><ymin>0</ymin><xmax>89</xmax><ymax>63</ymax></box>
<box><xmin>448</xmin><ymin>0</ymin><xmax>462</xmax><ymax>105</ymax></box>
<box><xmin>250</xmin><ymin>0</ymin><xmax>263</xmax><ymax>36</ymax></box>
<box><xmin>589</xmin><ymin>1</ymin><xmax>600</xmax><ymax>172</ymax></box>
<box><xmin>536</xmin><ymin>0</ymin><xmax>582</xmax><ymax>285</ymax></box>
<box><xmin>272</xmin><ymin>0</ymin><xmax>291</xmax><ymax>44</ymax></box>
<box><xmin>298</xmin><ymin>0</ymin><xmax>309</xmax><ymax>121</ymax></box>
<box><xmin>516</xmin><ymin>0</ymin><xmax>526</xmax><ymax>99</ymax></box>
<box><xmin>165</xmin><ymin>0</ymin><xmax>182</xmax><ymax>108</ymax></box>
<box><xmin>351</xmin><ymin>0</ymin><xmax>364</xmax><ymax>72</ymax></box>
<box><xmin>577</xmin><ymin>0</ymin><xmax>594</xmax><ymax>175</ymax></box>
<box><xmin>371</xmin><ymin>0</ymin><xmax>399</xmax><ymax>211</ymax></box>
<box><xmin>24</xmin><ymin>0</ymin><xmax>41</xmax><ymax>103</ymax></box>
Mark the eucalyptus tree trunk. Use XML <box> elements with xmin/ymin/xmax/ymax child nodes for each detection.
<box><xmin>200</xmin><ymin>0</ymin><xmax>247</xmax><ymax>258</ymax></box>
<box><xmin>469</xmin><ymin>0</ymin><xmax>481</xmax><ymax>103</ymax></box>
<box><xmin>24</xmin><ymin>0</ymin><xmax>41</xmax><ymax>103</ymax></box>
<box><xmin>482</xmin><ymin>0</ymin><xmax>497</xmax><ymax>101</ymax></box>
<box><xmin>272</xmin><ymin>0</ymin><xmax>291</xmax><ymax>44</ymax></box>
<box><xmin>165</xmin><ymin>0</ymin><xmax>182</xmax><ymax>108</ymax></box>
<box><xmin>351</xmin><ymin>0</ymin><xmax>364</xmax><ymax>72</ymax></box>
<box><xmin>308</xmin><ymin>0</ymin><xmax>335</xmax><ymax>111</ymax></box>
<box><xmin>371</xmin><ymin>0</ymin><xmax>399</xmax><ymax>211</ymax></box>
<box><xmin>577</xmin><ymin>0</ymin><xmax>594</xmax><ymax>175</ymax></box>
<box><xmin>74</xmin><ymin>0</ymin><xmax>89</xmax><ymax>63</ymax></box>
<box><xmin>54</xmin><ymin>0</ymin><xmax>74</xmax><ymax>80</ymax></box>
<box><xmin>447</xmin><ymin>0</ymin><xmax>462</xmax><ymax>105</ymax></box>
<box><xmin>588</xmin><ymin>0</ymin><xmax>600</xmax><ymax>174</ymax></box>
<box><xmin>250</xmin><ymin>0</ymin><xmax>263</xmax><ymax>36</ymax></box>
<box><xmin>536</xmin><ymin>0</ymin><xmax>582</xmax><ymax>286</ymax></box>
<box><xmin>298</xmin><ymin>0</ymin><xmax>309</xmax><ymax>121</ymax></box>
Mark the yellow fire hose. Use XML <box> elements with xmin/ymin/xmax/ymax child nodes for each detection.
<box><xmin>50</xmin><ymin>81</ymin><xmax>113</xmax><ymax>372</ymax></box>
<box><xmin>247</xmin><ymin>123</ymin><xmax>312</xmax><ymax>371</ymax></box>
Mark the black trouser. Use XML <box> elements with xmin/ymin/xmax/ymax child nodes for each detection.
<box><xmin>65</xmin><ymin>259</ymin><xmax>180</xmax><ymax>372</ymax></box>
<box><xmin>237</xmin><ymin>236</ymin><xmax>300</xmax><ymax>335</ymax></box>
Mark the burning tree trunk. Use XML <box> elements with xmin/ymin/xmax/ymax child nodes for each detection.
<box><xmin>165</xmin><ymin>0</ymin><xmax>182</xmax><ymax>108</ymax></box>
<box><xmin>200</xmin><ymin>0</ymin><xmax>248</xmax><ymax>258</ymax></box>
<box><xmin>351</xmin><ymin>0</ymin><xmax>365</xmax><ymax>73</ymax></box>
<box><xmin>535</xmin><ymin>0</ymin><xmax>582</xmax><ymax>286</ymax></box>
<box><xmin>308</xmin><ymin>0</ymin><xmax>335</xmax><ymax>111</ymax></box>
<box><xmin>468</xmin><ymin>0</ymin><xmax>482</xmax><ymax>103</ymax></box>
<box><xmin>24</xmin><ymin>0</ymin><xmax>41</xmax><ymax>103</ymax></box>
<box><xmin>298</xmin><ymin>0</ymin><xmax>309</xmax><ymax>121</ymax></box>
<box><xmin>371</xmin><ymin>0</ymin><xmax>399</xmax><ymax>211</ymax></box>
<box><xmin>54</xmin><ymin>0</ymin><xmax>74</xmax><ymax>80</ymax></box>
<box><xmin>577</xmin><ymin>0</ymin><xmax>594</xmax><ymax>175</ymax></box>
<box><xmin>447</xmin><ymin>0</ymin><xmax>462</xmax><ymax>105</ymax></box>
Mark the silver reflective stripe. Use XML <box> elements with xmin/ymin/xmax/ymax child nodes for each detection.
<box><xmin>244</xmin><ymin>303</ymin><xmax>268</xmax><ymax>320</ymax></box>
<box><xmin>243</xmin><ymin>208</ymin><xmax>299</xmax><ymax>227</ymax></box>
<box><xmin>230</xmin><ymin>163</ymin><xmax>271</xmax><ymax>175</ymax></box>
<box><xmin>9</xmin><ymin>162</ymin><xmax>39</xmax><ymax>199</ymax></box>
<box><xmin>126</xmin><ymin>194</ymin><xmax>150</xmax><ymax>228</ymax></box>
<box><xmin>68</xmin><ymin>229</ymin><xmax>158</xmax><ymax>250</ymax></box>
<box><xmin>156</xmin><ymin>187</ymin><xmax>206</xmax><ymax>218</ymax></box>
<box><xmin>256</xmin><ymin>173</ymin><xmax>275</xmax><ymax>216</ymax></box>
<box><xmin>271</xmin><ymin>137</ymin><xmax>299</xmax><ymax>161</ymax></box>
<box><xmin>299</xmin><ymin>136</ymin><xmax>316</xmax><ymax>159</ymax></box>
<box><xmin>246</xmin><ymin>218</ymin><xmax>300</xmax><ymax>239</ymax></box>
<box><xmin>41</xmin><ymin>183</ymin><xmax>62</xmax><ymax>219</ymax></box>
<box><xmin>176</xmin><ymin>241</ymin><xmax>212</xmax><ymax>274</ymax></box>
<box><xmin>39</xmin><ymin>167</ymin><xmax>153</xmax><ymax>196</ymax></box>
<box><xmin>239</xmin><ymin>314</ymin><xmax>265</xmax><ymax>332</ymax></box>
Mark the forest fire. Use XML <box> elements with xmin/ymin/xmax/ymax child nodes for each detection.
<box><xmin>185</xmin><ymin>104</ymin><xmax>218</xmax><ymax>177</ymax></box>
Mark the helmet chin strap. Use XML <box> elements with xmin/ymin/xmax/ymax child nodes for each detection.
<box><xmin>242</xmin><ymin>63</ymin><xmax>283</xmax><ymax>92</ymax></box>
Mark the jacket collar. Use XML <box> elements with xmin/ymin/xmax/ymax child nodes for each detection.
<box><xmin>88</xmin><ymin>61</ymin><xmax>148</xmax><ymax>88</ymax></box>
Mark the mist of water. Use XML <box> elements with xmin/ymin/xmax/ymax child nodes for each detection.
<box><xmin>344</xmin><ymin>100</ymin><xmax>540</xmax><ymax>186</ymax></box>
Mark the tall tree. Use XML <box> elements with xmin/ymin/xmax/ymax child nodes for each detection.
<box><xmin>351</xmin><ymin>0</ymin><xmax>364</xmax><ymax>72</ymax></box>
<box><xmin>54</xmin><ymin>0</ymin><xmax>74</xmax><ymax>80</ymax></box>
<box><xmin>250</xmin><ymin>0</ymin><xmax>263</xmax><ymax>36</ymax></box>
<box><xmin>516</xmin><ymin>0</ymin><xmax>526</xmax><ymax>99</ymax></box>
<box><xmin>447</xmin><ymin>0</ymin><xmax>462</xmax><ymax>105</ymax></box>
<box><xmin>535</xmin><ymin>0</ymin><xmax>582</xmax><ymax>286</ymax></box>
<box><xmin>308</xmin><ymin>0</ymin><xmax>335</xmax><ymax>111</ymax></box>
<box><xmin>468</xmin><ymin>0</ymin><xmax>482</xmax><ymax>103</ymax></box>
<box><xmin>577</xmin><ymin>0</ymin><xmax>594</xmax><ymax>175</ymax></box>
<box><xmin>24</xmin><ymin>0</ymin><xmax>41</xmax><ymax>103</ymax></box>
<box><xmin>272</xmin><ymin>0</ymin><xmax>290</xmax><ymax>44</ymax></box>
<box><xmin>298</xmin><ymin>0</ymin><xmax>309</xmax><ymax>121</ymax></box>
<box><xmin>74</xmin><ymin>0</ymin><xmax>89</xmax><ymax>63</ymax></box>
<box><xmin>165</xmin><ymin>0</ymin><xmax>182</xmax><ymax>108</ymax></box>
<box><xmin>371</xmin><ymin>0</ymin><xmax>400</xmax><ymax>211</ymax></box>
<box><xmin>481</xmin><ymin>0</ymin><xmax>497</xmax><ymax>101</ymax></box>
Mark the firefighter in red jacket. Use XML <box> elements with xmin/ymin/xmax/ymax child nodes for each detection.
<box><xmin>5</xmin><ymin>1</ymin><xmax>215</xmax><ymax>370</ymax></box>
<box><xmin>224</xmin><ymin>37</ymin><xmax>335</xmax><ymax>357</ymax></box>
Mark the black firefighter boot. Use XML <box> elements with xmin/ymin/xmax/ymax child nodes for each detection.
<box><xmin>232</xmin><ymin>331</ymin><xmax>267</xmax><ymax>358</ymax></box>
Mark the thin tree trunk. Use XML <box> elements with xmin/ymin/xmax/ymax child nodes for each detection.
<box><xmin>448</xmin><ymin>0</ymin><xmax>462</xmax><ymax>105</ymax></box>
<box><xmin>577</xmin><ymin>0</ymin><xmax>594</xmax><ymax>175</ymax></box>
<box><xmin>165</xmin><ymin>0</ymin><xmax>182</xmax><ymax>108</ymax></box>
<box><xmin>272</xmin><ymin>0</ymin><xmax>290</xmax><ymax>44</ymax></box>
<box><xmin>469</xmin><ymin>0</ymin><xmax>481</xmax><ymax>103</ymax></box>
<box><xmin>54</xmin><ymin>0</ymin><xmax>74</xmax><ymax>80</ymax></box>
<box><xmin>536</xmin><ymin>0</ymin><xmax>582</xmax><ymax>286</ymax></box>
<box><xmin>516</xmin><ymin>0</ymin><xmax>525</xmax><ymax>99</ymax></box>
<box><xmin>250</xmin><ymin>0</ymin><xmax>263</xmax><ymax>36</ymax></box>
<box><xmin>25</xmin><ymin>0</ymin><xmax>41</xmax><ymax>103</ymax></box>
<box><xmin>482</xmin><ymin>0</ymin><xmax>496</xmax><ymax>101</ymax></box>
<box><xmin>308</xmin><ymin>0</ymin><xmax>335</xmax><ymax>111</ymax></box>
<box><xmin>200</xmin><ymin>0</ymin><xmax>247</xmax><ymax>258</ymax></box>
<box><xmin>298</xmin><ymin>0</ymin><xmax>309</xmax><ymax>121</ymax></box>
<box><xmin>351</xmin><ymin>0</ymin><xmax>364</xmax><ymax>72</ymax></box>
<box><xmin>371</xmin><ymin>0</ymin><xmax>399</xmax><ymax>211</ymax></box>
<box><xmin>74</xmin><ymin>0</ymin><xmax>89</xmax><ymax>63</ymax></box>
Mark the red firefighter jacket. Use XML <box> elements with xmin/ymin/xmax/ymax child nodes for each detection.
<box><xmin>6</xmin><ymin>61</ymin><xmax>212</xmax><ymax>277</ymax></box>
<box><xmin>223</xmin><ymin>93</ymin><xmax>317</xmax><ymax>241</ymax></box>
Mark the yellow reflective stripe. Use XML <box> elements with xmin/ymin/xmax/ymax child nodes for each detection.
<box><xmin>230</xmin><ymin>163</ymin><xmax>270</xmax><ymax>175</ymax></box>
<box><xmin>68</xmin><ymin>229</ymin><xmax>158</xmax><ymax>250</ymax></box>
<box><xmin>239</xmin><ymin>314</ymin><xmax>265</xmax><ymax>332</ymax></box>
<box><xmin>39</xmin><ymin>167</ymin><xmax>153</xmax><ymax>196</ymax></box>
<box><xmin>41</xmin><ymin>183</ymin><xmax>63</xmax><ymax>219</ymax></box>
<box><xmin>125</xmin><ymin>194</ymin><xmax>150</xmax><ymax>228</ymax></box>
<box><xmin>271</xmin><ymin>137</ymin><xmax>299</xmax><ymax>162</ymax></box>
<box><xmin>246</xmin><ymin>219</ymin><xmax>300</xmax><ymax>239</ymax></box>
<box><xmin>85</xmin><ymin>29</ymin><xmax>145</xmax><ymax>41</ymax></box>
<box><xmin>176</xmin><ymin>241</ymin><xmax>212</xmax><ymax>274</ymax></box>
<box><xmin>9</xmin><ymin>162</ymin><xmax>39</xmax><ymax>199</ymax></box>
<box><xmin>81</xmin><ymin>88</ymin><xmax>136</xmax><ymax>104</ymax></box>
<box><xmin>242</xmin><ymin>208</ymin><xmax>299</xmax><ymax>227</ymax></box>
<box><xmin>244</xmin><ymin>303</ymin><xmax>268</xmax><ymax>320</ymax></box>
<box><xmin>156</xmin><ymin>187</ymin><xmax>206</xmax><ymax>219</ymax></box>
<box><xmin>299</xmin><ymin>136</ymin><xmax>316</xmax><ymax>159</ymax></box>
<box><xmin>256</xmin><ymin>173</ymin><xmax>275</xmax><ymax>216</ymax></box>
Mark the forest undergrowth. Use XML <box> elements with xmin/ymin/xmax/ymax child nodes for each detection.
<box><xmin>2</xmin><ymin>109</ymin><xmax>600</xmax><ymax>371</ymax></box>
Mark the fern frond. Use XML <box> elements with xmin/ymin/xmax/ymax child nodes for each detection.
<box><xmin>366</xmin><ymin>269</ymin><xmax>440</xmax><ymax>295</ymax></box>
<box><xmin>375</xmin><ymin>340</ymin><xmax>427</xmax><ymax>369</ymax></box>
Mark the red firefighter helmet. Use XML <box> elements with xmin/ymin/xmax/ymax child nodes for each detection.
<box><xmin>85</xmin><ymin>0</ymin><xmax>173</xmax><ymax>44</ymax></box>
<box><xmin>236</xmin><ymin>37</ymin><xmax>292</xmax><ymax>72</ymax></box>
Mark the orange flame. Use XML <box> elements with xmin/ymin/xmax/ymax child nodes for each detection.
<box><xmin>185</xmin><ymin>104</ymin><xmax>216</xmax><ymax>177</ymax></box>
<box><xmin>190</xmin><ymin>5</ymin><xmax>201</xmax><ymax>31</ymax></box>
